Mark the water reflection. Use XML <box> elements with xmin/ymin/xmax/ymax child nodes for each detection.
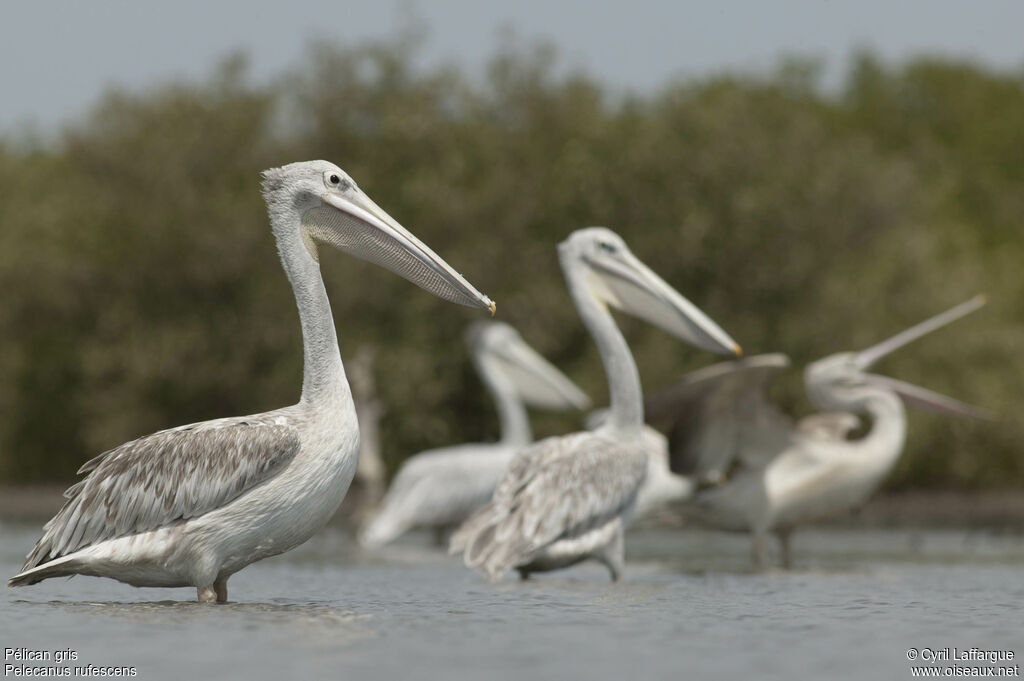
<box><xmin>11</xmin><ymin>598</ymin><xmax>375</xmax><ymax>645</ymax></box>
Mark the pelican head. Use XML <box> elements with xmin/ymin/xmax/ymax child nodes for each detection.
<box><xmin>558</xmin><ymin>227</ymin><xmax>741</xmax><ymax>356</ymax></box>
<box><xmin>261</xmin><ymin>160</ymin><xmax>495</xmax><ymax>312</ymax></box>
<box><xmin>465</xmin><ymin>321</ymin><xmax>590</xmax><ymax>411</ymax></box>
<box><xmin>804</xmin><ymin>296</ymin><xmax>989</xmax><ymax>419</ymax></box>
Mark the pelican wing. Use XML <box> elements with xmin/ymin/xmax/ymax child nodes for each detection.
<box><xmin>21</xmin><ymin>414</ymin><xmax>300</xmax><ymax>572</ymax></box>
<box><xmin>644</xmin><ymin>354</ymin><xmax>793</xmax><ymax>482</ymax></box>
<box><xmin>450</xmin><ymin>431</ymin><xmax>648</xmax><ymax>580</ymax></box>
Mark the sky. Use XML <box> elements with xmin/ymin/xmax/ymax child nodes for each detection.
<box><xmin>1</xmin><ymin>1</ymin><xmax>1022</xmax><ymax>133</ymax></box>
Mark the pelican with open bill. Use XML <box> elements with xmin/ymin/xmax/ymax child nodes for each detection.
<box><xmin>8</xmin><ymin>160</ymin><xmax>494</xmax><ymax>602</ymax></box>
<box><xmin>451</xmin><ymin>227</ymin><xmax>740</xmax><ymax>581</ymax></box>
<box><xmin>648</xmin><ymin>296</ymin><xmax>991</xmax><ymax>567</ymax></box>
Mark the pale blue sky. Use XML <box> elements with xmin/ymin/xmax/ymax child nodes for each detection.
<box><xmin>2</xmin><ymin>1</ymin><xmax>1022</xmax><ymax>132</ymax></box>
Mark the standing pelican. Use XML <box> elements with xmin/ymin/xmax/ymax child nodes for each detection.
<box><xmin>358</xmin><ymin>320</ymin><xmax>590</xmax><ymax>547</ymax></box>
<box><xmin>8</xmin><ymin>161</ymin><xmax>494</xmax><ymax>602</ymax></box>
<box><xmin>646</xmin><ymin>297</ymin><xmax>989</xmax><ymax>568</ymax></box>
<box><xmin>450</xmin><ymin>227</ymin><xmax>740</xmax><ymax>581</ymax></box>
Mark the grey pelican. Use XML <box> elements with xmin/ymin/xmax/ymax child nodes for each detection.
<box><xmin>8</xmin><ymin>160</ymin><xmax>494</xmax><ymax>602</ymax></box>
<box><xmin>358</xmin><ymin>320</ymin><xmax>590</xmax><ymax>548</ymax></box>
<box><xmin>450</xmin><ymin>227</ymin><xmax>740</xmax><ymax>581</ymax></box>
<box><xmin>646</xmin><ymin>296</ymin><xmax>989</xmax><ymax>568</ymax></box>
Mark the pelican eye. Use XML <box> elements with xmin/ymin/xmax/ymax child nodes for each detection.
<box><xmin>325</xmin><ymin>172</ymin><xmax>352</xmax><ymax>192</ymax></box>
<box><xmin>598</xmin><ymin>241</ymin><xmax>618</xmax><ymax>254</ymax></box>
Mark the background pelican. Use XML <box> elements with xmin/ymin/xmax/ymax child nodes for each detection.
<box><xmin>7</xmin><ymin>160</ymin><xmax>493</xmax><ymax>602</ymax></box>
<box><xmin>358</xmin><ymin>320</ymin><xmax>590</xmax><ymax>547</ymax></box>
<box><xmin>646</xmin><ymin>296</ymin><xmax>989</xmax><ymax>568</ymax></box>
<box><xmin>450</xmin><ymin>227</ymin><xmax>740</xmax><ymax>581</ymax></box>
<box><xmin>332</xmin><ymin>346</ymin><xmax>387</xmax><ymax>533</ymax></box>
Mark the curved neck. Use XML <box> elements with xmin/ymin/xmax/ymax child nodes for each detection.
<box><xmin>856</xmin><ymin>389</ymin><xmax>907</xmax><ymax>468</ymax></box>
<box><xmin>826</xmin><ymin>386</ymin><xmax>907</xmax><ymax>468</ymax></box>
<box><xmin>564</xmin><ymin>264</ymin><xmax>643</xmax><ymax>433</ymax></box>
<box><xmin>271</xmin><ymin>213</ymin><xmax>348</xmax><ymax>405</ymax></box>
<box><xmin>475</xmin><ymin>356</ymin><xmax>532</xmax><ymax>447</ymax></box>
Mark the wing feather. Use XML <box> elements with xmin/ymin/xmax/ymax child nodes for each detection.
<box><xmin>451</xmin><ymin>430</ymin><xmax>647</xmax><ymax>579</ymax></box>
<box><xmin>644</xmin><ymin>354</ymin><xmax>793</xmax><ymax>482</ymax></box>
<box><xmin>21</xmin><ymin>413</ymin><xmax>300</xmax><ymax>571</ymax></box>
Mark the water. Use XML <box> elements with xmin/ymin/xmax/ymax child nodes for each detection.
<box><xmin>2</xmin><ymin>523</ymin><xmax>1022</xmax><ymax>680</ymax></box>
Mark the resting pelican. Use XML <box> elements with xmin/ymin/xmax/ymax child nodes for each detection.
<box><xmin>358</xmin><ymin>320</ymin><xmax>590</xmax><ymax>547</ymax></box>
<box><xmin>450</xmin><ymin>227</ymin><xmax>740</xmax><ymax>581</ymax></box>
<box><xmin>646</xmin><ymin>297</ymin><xmax>989</xmax><ymax>568</ymax></box>
<box><xmin>8</xmin><ymin>160</ymin><xmax>494</xmax><ymax>602</ymax></box>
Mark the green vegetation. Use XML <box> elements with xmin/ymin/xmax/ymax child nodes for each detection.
<box><xmin>0</xmin><ymin>39</ymin><xmax>1021</xmax><ymax>489</ymax></box>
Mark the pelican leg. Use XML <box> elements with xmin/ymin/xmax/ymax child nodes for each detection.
<box><xmin>777</xmin><ymin>529</ymin><xmax>793</xmax><ymax>570</ymax></box>
<box><xmin>751</xmin><ymin>531</ymin><xmax>770</xmax><ymax>570</ymax></box>
<box><xmin>433</xmin><ymin>526</ymin><xmax>448</xmax><ymax>548</ymax></box>
<box><xmin>214</xmin><ymin>577</ymin><xmax>229</xmax><ymax>603</ymax></box>
<box><xmin>197</xmin><ymin>586</ymin><xmax>217</xmax><ymax>603</ymax></box>
<box><xmin>600</xmin><ymin>524</ymin><xmax>625</xmax><ymax>582</ymax></box>
<box><xmin>517</xmin><ymin>568</ymin><xmax>532</xmax><ymax>581</ymax></box>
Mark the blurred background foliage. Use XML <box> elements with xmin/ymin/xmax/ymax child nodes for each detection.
<box><xmin>0</xmin><ymin>36</ymin><xmax>1020</xmax><ymax>489</ymax></box>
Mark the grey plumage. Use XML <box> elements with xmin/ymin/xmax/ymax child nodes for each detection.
<box><xmin>16</xmin><ymin>414</ymin><xmax>299</xmax><ymax>582</ymax></box>
<box><xmin>584</xmin><ymin>409</ymin><xmax>694</xmax><ymax>518</ymax></box>
<box><xmin>450</xmin><ymin>431</ymin><xmax>647</xmax><ymax>580</ymax></box>
<box><xmin>645</xmin><ymin>353</ymin><xmax>792</xmax><ymax>485</ymax></box>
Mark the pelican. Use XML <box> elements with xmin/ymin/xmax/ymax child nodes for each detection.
<box><xmin>358</xmin><ymin>320</ymin><xmax>590</xmax><ymax>548</ymax></box>
<box><xmin>450</xmin><ymin>227</ymin><xmax>740</xmax><ymax>581</ymax></box>
<box><xmin>646</xmin><ymin>297</ymin><xmax>989</xmax><ymax>568</ymax></box>
<box><xmin>7</xmin><ymin>160</ymin><xmax>494</xmax><ymax>602</ymax></box>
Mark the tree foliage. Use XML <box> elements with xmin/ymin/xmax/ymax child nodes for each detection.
<box><xmin>0</xmin><ymin>40</ymin><xmax>1020</xmax><ymax>489</ymax></box>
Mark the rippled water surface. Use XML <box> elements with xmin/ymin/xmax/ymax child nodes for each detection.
<box><xmin>3</xmin><ymin>524</ymin><xmax>1022</xmax><ymax>680</ymax></box>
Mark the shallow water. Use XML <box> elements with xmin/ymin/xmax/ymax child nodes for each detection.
<box><xmin>2</xmin><ymin>523</ymin><xmax>1022</xmax><ymax>680</ymax></box>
